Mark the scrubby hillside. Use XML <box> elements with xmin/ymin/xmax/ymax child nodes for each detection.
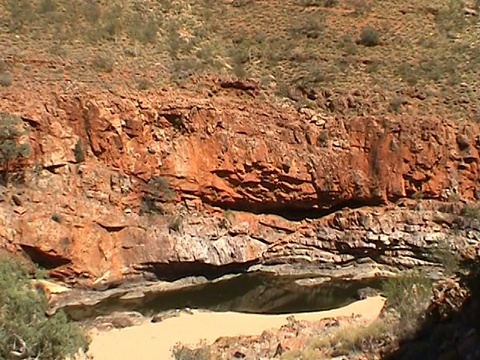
<box><xmin>1</xmin><ymin>0</ymin><xmax>478</xmax><ymax>120</ymax></box>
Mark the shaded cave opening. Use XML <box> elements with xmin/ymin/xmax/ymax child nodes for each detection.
<box><xmin>139</xmin><ymin>260</ymin><xmax>260</xmax><ymax>282</ymax></box>
<box><xmin>20</xmin><ymin>244</ymin><xmax>72</xmax><ymax>270</ymax></box>
<box><xmin>64</xmin><ymin>272</ymin><xmax>387</xmax><ymax>321</ymax></box>
<box><xmin>206</xmin><ymin>198</ymin><xmax>385</xmax><ymax>221</ymax></box>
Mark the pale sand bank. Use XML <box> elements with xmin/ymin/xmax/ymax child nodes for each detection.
<box><xmin>88</xmin><ymin>296</ymin><xmax>385</xmax><ymax>360</ymax></box>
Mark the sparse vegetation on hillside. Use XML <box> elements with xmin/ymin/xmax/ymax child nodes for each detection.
<box><xmin>0</xmin><ymin>255</ymin><xmax>89</xmax><ymax>360</ymax></box>
<box><xmin>0</xmin><ymin>0</ymin><xmax>477</xmax><ymax>120</ymax></box>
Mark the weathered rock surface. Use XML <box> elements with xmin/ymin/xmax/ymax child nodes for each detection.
<box><xmin>151</xmin><ymin>308</ymin><xmax>194</xmax><ymax>323</ymax></box>
<box><xmin>0</xmin><ymin>85</ymin><xmax>479</xmax><ymax>289</ymax></box>
<box><xmin>92</xmin><ymin>311</ymin><xmax>144</xmax><ymax>329</ymax></box>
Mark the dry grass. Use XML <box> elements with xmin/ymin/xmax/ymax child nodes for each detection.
<box><xmin>329</xmin><ymin>320</ymin><xmax>390</xmax><ymax>353</ymax></box>
<box><xmin>280</xmin><ymin>319</ymin><xmax>390</xmax><ymax>360</ymax></box>
<box><xmin>0</xmin><ymin>0</ymin><xmax>478</xmax><ymax>119</ymax></box>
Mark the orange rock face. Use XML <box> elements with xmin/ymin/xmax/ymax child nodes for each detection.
<box><xmin>73</xmin><ymin>91</ymin><xmax>480</xmax><ymax>210</ymax></box>
<box><xmin>0</xmin><ymin>83</ymin><xmax>479</xmax><ymax>287</ymax></box>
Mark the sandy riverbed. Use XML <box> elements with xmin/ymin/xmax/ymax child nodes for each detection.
<box><xmin>88</xmin><ymin>296</ymin><xmax>385</xmax><ymax>360</ymax></box>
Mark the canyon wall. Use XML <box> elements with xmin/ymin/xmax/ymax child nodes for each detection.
<box><xmin>1</xmin><ymin>82</ymin><xmax>479</xmax><ymax>288</ymax></box>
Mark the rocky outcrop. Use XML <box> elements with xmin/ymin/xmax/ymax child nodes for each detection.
<box><xmin>92</xmin><ymin>311</ymin><xmax>144</xmax><ymax>329</ymax></box>
<box><xmin>0</xmin><ymin>83</ymin><xmax>479</xmax><ymax>288</ymax></box>
<box><xmin>179</xmin><ymin>314</ymin><xmax>376</xmax><ymax>360</ymax></box>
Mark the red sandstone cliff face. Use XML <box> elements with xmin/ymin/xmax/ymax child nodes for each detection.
<box><xmin>49</xmin><ymin>87</ymin><xmax>480</xmax><ymax>209</ymax></box>
<box><xmin>0</xmin><ymin>82</ymin><xmax>479</xmax><ymax>287</ymax></box>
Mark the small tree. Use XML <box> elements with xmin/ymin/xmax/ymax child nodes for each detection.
<box><xmin>0</xmin><ymin>113</ymin><xmax>31</xmax><ymax>184</ymax></box>
<box><xmin>0</xmin><ymin>255</ymin><xmax>89</xmax><ymax>359</ymax></box>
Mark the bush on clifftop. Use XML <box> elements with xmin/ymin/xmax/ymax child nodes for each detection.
<box><xmin>0</xmin><ymin>113</ymin><xmax>31</xmax><ymax>184</ymax></box>
<box><xmin>0</xmin><ymin>255</ymin><xmax>89</xmax><ymax>360</ymax></box>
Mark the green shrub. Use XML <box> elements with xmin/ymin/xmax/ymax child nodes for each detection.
<box><xmin>290</xmin><ymin>15</ymin><xmax>325</xmax><ymax>39</ymax></box>
<box><xmin>425</xmin><ymin>244</ymin><xmax>460</xmax><ymax>276</ymax></box>
<box><xmin>98</xmin><ymin>4</ymin><xmax>124</xmax><ymax>41</ymax></box>
<box><xmin>381</xmin><ymin>271</ymin><xmax>433</xmax><ymax>325</ymax></box>
<box><xmin>348</xmin><ymin>0</ymin><xmax>371</xmax><ymax>16</ymax></box>
<box><xmin>300</xmin><ymin>0</ymin><xmax>338</xmax><ymax>6</ymax></box>
<box><xmin>389</xmin><ymin>97</ymin><xmax>403</xmax><ymax>113</ymax></box>
<box><xmin>140</xmin><ymin>195</ymin><xmax>165</xmax><ymax>215</ymax></box>
<box><xmin>0</xmin><ymin>255</ymin><xmax>89</xmax><ymax>359</ymax></box>
<box><xmin>231</xmin><ymin>0</ymin><xmax>254</xmax><ymax>7</ymax></box>
<box><xmin>317</xmin><ymin>131</ymin><xmax>329</xmax><ymax>146</ymax></box>
<box><xmin>397</xmin><ymin>63</ymin><xmax>419</xmax><ymax>86</ymax></box>
<box><xmin>435</xmin><ymin>0</ymin><xmax>466</xmax><ymax>34</ymax></box>
<box><xmin>5</xmin><ymin>0</ymin><xmax>35</xmax><ymax>32</ymax></box>
<box><xmin>51</xmin><ymin>213</ymin><xmax>63</xmax><ymax>223</ymax></box>
<box><xmin>324</xmin><ymin>0</ymin><xmax>339</xmax><ymax>7</ymax></box>
<box><xmin>74</xmin><ymin>139</ymin><xmax>86</xmax><ymax>163</ymax></box>
<box><xmin>0</xmin><ymin>72</ymin><xmax>12</xmax><ymax>87</ymax></box>
<box><xmin>129</xmin><ymin>13</ymin><xmax>159</xmax><ymax>44</ymax></box>
<box><xmin>140</xmin><ymin>176</ymin><xmax>176</xmax><ymax>215</ymax></box>
<box><xmin>83</xmin><ymin>0</ymin><xmax>101</xmax><ymax>25</ymax></box>
<box><xmin>137</xmin><ymin>78</ymin><xmax>153</xmax><ymax>90</ymax></box>
<box><xmin>149</xmin><ymin>176</ymin><xmax>175</xmax><ymax>200</ymax></box>
<box><xmin>38</xmin><ymin>0</ymin><xmax>56</xmax><ymax>13</ymax></box>
<box><xmin>92</xmin><ymin>55</ymin><xmax>114</xmax><ymax>72</ymax></box>
<box><xmin>0</xmin><ymin>113</ymin><xmax>31</xmax><ymax>184</ymax></box>
<box><xmin>224</xmin><ymin>209</ymin><xmax>236</xmax><ymax>221</ymax></box>
<box><xmin>460</xmin><ymin>203</ymin><xmax>480</xmax><ymax>220</ymax></box>
<box><xmin>359</xmin><ymin>26</ymin><xmax>380</xmax><ymax>47</ymax></box>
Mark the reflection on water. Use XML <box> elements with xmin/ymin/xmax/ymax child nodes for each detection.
<box><xmin>67</xmin><ymin>273</ymin><xmax>385</xmax><ymax>320</ymax></box>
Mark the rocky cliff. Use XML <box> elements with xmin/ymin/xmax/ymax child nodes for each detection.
<box><xmin>1</xmin><ymin>80</ymin><xmax>479</xmax><ymax>289</ymax></box>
